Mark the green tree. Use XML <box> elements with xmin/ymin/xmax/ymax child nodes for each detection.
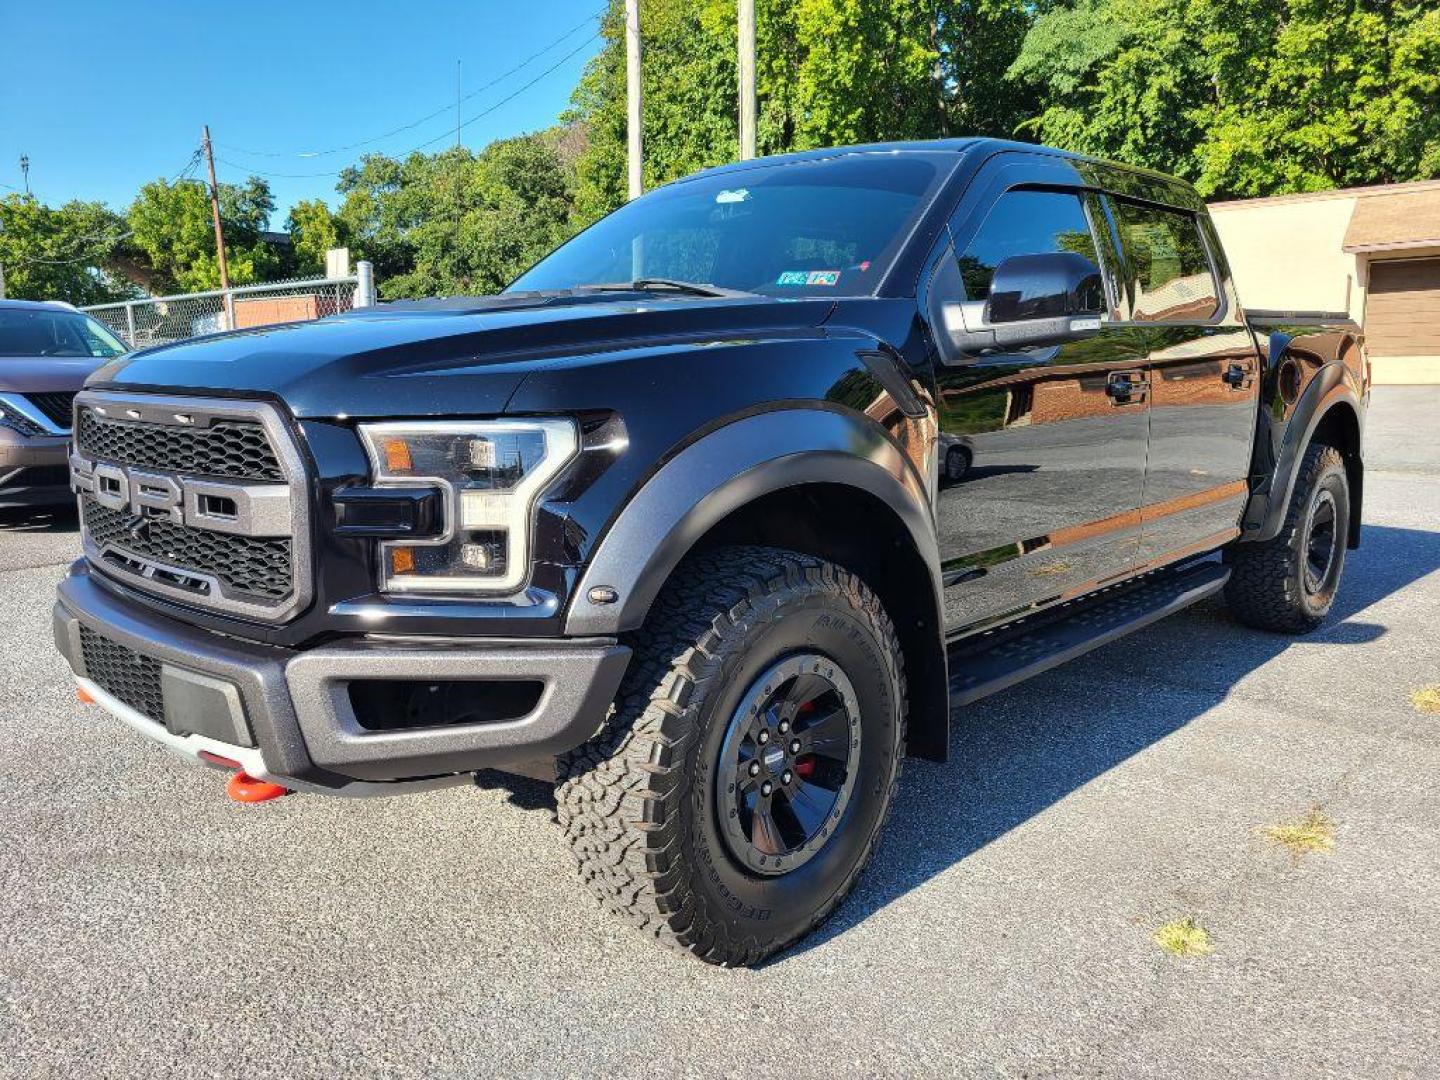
<box><xmin>336</xmin><ymin>133</ymin><xmax>578</xmax><ymax>298</ymax></box>
<box><xmin>127</xmin><ymin>175</ymin><xmax>281</xmax><ymax>293</ymax></box>
<box><xmin>286</xmin><ymin>198</ymin><xmax>346</xmax><ymax>276</ymax></box>
<box><xmin>569</xmin><ymin>0</ymin><xmax>1042</xmax><ymax>222</ymax></box>
<box><xmin>0</xmin><ymin>195</ymin><xmax>136</xmax><ymax>304</ymax></box>
<box><xmin>1009</xmin><ymin>0</ymin><xmax>1440</xmax><ymax>198</ymax></box>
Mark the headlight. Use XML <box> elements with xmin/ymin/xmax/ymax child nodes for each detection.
<box><xmin>357</xmin><ymin>419</ymin><xmax>579</xmax><ymax>595</ymax></box>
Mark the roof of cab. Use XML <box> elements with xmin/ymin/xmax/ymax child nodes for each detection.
<box><xmin>676</xmin><ymin>136</ymin><xmax>1203</xmax><ymax>209</ymax></box>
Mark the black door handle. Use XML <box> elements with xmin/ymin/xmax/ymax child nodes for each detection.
<box><xmin>1106</xmin><ymin>371</ymin><xmax>1149</xmax><ymax>403</ymax></box>
<box><xmin>1223</xmin><ymin>362</ymin><xmax>1252</xmax><ymax>388</ymax></box>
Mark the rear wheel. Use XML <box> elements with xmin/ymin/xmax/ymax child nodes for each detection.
<box><xmin>1224</xmin><ymin>443</ymin><xmax>1349</xmax><ymax>633</ymax></box>
<box><xmin>555</xmin><ymin>545</ymin><xmax>906</xmax><ymax>966</ymax></box>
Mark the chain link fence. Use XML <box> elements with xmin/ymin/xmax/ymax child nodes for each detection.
<box><xmin>83</xmin><ymin>263</ymin><xmax>376</xmax><ymax>349</ymax></box>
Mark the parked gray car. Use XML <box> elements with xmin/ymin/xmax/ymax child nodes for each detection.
<box><xmin>0</xmin><ymin>300</ymin><xmax>128</xmax><ymax>509</ymax></box>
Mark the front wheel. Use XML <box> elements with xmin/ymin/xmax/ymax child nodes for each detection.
<box><xmin>556</xmin><ymin>545</ymin><xmax>906</xmax><ymax>966</ymax></box>
<box><xmin>1224</xmin><ymin>443</ymin><xmax>1350</xmax><ymax>633</ymax></box>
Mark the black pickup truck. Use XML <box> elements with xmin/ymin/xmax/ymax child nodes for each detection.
<box><xmin>54</xmin><ymin>138</ymin><xmax>1367</xmax><ymax>965</ymax></box>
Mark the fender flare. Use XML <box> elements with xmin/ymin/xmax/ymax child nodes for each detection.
<box><xmin>564</xmin><ymin>407</ymin><xmax>942</xmax><ymax>638</ymax></box>
<box><xmin>1242</xmin><ymin>363</ymin><xmax>1364</xmax><ymax>543</ymax></box>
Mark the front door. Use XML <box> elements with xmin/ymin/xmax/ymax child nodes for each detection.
<box><xmin>933</xmin><ymin>184</ymin><xmax>1150</xmax><ymax>635</ymax></box>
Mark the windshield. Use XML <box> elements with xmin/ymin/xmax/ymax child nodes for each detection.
<box><xmin>509</xmin><ymin>154</ymin><xmax>949</xmax><ymax>298</ymax></box>
<box><xmin>0</xmin><ymin>308</ymin><xmax>128</xmax><ymax>358</ymax></box>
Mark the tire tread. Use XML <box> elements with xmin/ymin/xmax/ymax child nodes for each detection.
<box><xmin>555</xmin><ymin>544</ymin><xmax>906</xmax><ymax>966</ymax></box>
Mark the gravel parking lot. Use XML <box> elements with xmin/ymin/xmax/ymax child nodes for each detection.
<box><xmin>3</xmin><ymin>389</ymin><xmax>1437</xmax><ymax>1079</ymax></box>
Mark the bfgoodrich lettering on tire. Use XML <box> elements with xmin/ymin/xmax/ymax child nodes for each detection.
<box><xmin>555</xmin><ymin>545</ymin><xmax>906</xmax><ymax>966</ymax></box>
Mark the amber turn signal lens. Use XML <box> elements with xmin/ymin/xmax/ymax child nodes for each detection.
<box><xmin>76</xmin><ymin>686</ymin><xmax>95</xmax><ymax>705</ymax></box>
<box><xmin>382</xmin><ymin>437</ymin><xmax>413</xmax><ymax>473</ymax></box>
<box><xmin>390</xmin><ymin>546</ymin><xmax>416</xmax><ymax>575</ymax></box>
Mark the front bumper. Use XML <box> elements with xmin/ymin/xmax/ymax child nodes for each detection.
<box><xmin>0</xmin><ymin>430</ymin><xmax>70</xmax><ymax>507</ymax></box>
<box><xmin>54</xmin><ymin>562</ymin><xmax>632</xmax><ymax>796</ymax></box>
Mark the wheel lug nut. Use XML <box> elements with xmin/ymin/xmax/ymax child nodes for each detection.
<box><xmin>761</xmin><ymin>781</ymin><xmax>773</xmax><ymax>797</ymax></box>
<box><xmin>757</xmin><ymin>730</ymin><xmax>770</xmax><ymax>745</ymax></box>
<box><xmin>789</xmin><ymin>739</ymin><xmax>801</xmax><ymax>754</ymax></box>
<box><xmin>781</xmin><ymin>769</ymin><xmax>793</xmax><ymax>784</ymax></box>
<box><xmin>748</xmin><ymin>762</ymin><xmax>761</xmax><ymax>777</ymax></box>
<box><xmin>778</xmin><ymin>720</ymin><xmax>790</xmax><ymax>734</ymax></box>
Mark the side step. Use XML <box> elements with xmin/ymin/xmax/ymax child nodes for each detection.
<box><xmin>948</xmin><ymin>560</ymin><xmax>1231</xmax><ymax>706</ymax></box>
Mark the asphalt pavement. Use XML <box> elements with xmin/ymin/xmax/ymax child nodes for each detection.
<box><xmin>2</xmin><ymin>389</ymin><xmax>1437</xmax><ymax>1078</ymax></box>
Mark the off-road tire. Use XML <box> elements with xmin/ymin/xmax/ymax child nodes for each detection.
<box><xmin>555</xmin><ymin>545</ymin><xmax>906</xmax><ymax>966</ymax></box>
<box><xmin>1224</xmin><ymin>443</ymin><xmax>1349</xmax><ymax>633</ymax></box>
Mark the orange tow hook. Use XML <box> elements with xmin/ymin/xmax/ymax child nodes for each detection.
<box><xmin>226</xmin><ymin>771</ymin><xmax>291</xmax><ymax>804</ymax></box>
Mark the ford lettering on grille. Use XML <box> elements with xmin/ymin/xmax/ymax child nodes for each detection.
<box><xmin>70</xmin><ymin>391</ymin><xmax>312</xmax><ymax>622</ymax></box>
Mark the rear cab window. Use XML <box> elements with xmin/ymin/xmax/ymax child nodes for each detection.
<box><xmin>1107</xmin><ymin>199</ymin><xmax>1221</xmax><ymax>322</ymax></box>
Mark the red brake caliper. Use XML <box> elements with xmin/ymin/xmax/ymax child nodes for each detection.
<box><xmin>793</xmin><ymin>700</ymin><xmax>817</xmax><ymax>778</ymax></box>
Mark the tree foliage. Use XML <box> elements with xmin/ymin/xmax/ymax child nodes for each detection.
<box><xmin>1010</xmin><ymin>0</ymin><xmax>1440</xmax><ymax>197</ymax></box>
<box><xmin>126</xmin><ymin>176</ymin><xmax>280</xmax><ymax>293</ymax></box>
<box><xmin>570</xmin><ymin>0</ymin><xmax>1040</xmax><ymax>220</ymax></box>
<box><xmin>286</xmin><ymin>198</ymin><xmax>346</xmax><ymax>276</ymax></box>
<box><xmin>14</xmin><ymin>0</ymin><xmax>1440</xmax><ymax>306</ymax></box>
<box><xmin>336</xmin><ymin>134</ymin><xmax>577</xmax><ymax>298</ymax></box>
<box><xmin>0</xmin><ymin>195</ymin><xmax>136</xmax><ymax>304</ymax></box>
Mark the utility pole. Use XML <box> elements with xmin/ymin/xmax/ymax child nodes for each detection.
<box><xmin>625</xmin><ymin>0</ymin><xmax>643</xmax><ymax>200</ymax></box>
<box><xmin>456</xmin><ymin>60</ymin><xmax>462</xmax><ymax>149</ymax></box>
<box><xmin>738</xmin><ymin>0</ymin><xmax>756</xmax><ymax>161</ymax></box>
<box><xmin>201</xmin><ymin>126</ymin><xmax>234</xmax><ymax>330</ymax></box>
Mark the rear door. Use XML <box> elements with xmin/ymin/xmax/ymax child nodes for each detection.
<box><xmin>1104</xmin><ymin>197</ymin><xmax>1260</xmax><ymax>562</ymax></box>
<box><xmin>933</xmin><ymin>164</ymin><xmax>1151</xmax><ymax>634</ymax></box>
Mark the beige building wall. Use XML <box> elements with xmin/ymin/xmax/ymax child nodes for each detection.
<box><xmin>1209</xmin><ymin>193</ymin><xmax>1361</xmax><ymax>319</ymax></box>
<box><xmin>1209</xmin><ymin>183</ymin><xmax>1440</xmax><ymax>383</ymax></box>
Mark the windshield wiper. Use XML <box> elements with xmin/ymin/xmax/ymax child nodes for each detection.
<box><xmin>583</xmin><ymin>278</ymin><xmax>755</xmax><ymax>299</ymax></box>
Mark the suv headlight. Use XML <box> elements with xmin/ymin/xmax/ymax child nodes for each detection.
<box><xmin>357</xmin><ymin>419</ymin><xmax>579</xmax><ymax>595</ymax></box>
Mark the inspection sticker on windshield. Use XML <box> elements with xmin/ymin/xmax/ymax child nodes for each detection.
<box><xmin>777</xmin><ymin>270</ymin><xmax>841</xmax><ymax>287</ymax></box>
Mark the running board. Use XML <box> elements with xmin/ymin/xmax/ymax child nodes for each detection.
<box><xmin>948</xmin><ymin>561</ymin><xmax>1231</xmax><ymax>706</ymax></box>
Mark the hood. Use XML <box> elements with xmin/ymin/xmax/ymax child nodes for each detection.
<box><xmin>0</xmin><ymin>355</ymin><xmax>109</xmax><ymax>392</ymax></box>
<box><xmin>89</xmin><ymin>294</ymin><xmax>836</xmax><ymax>418</ymax></box>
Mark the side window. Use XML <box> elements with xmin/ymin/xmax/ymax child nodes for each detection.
<box><xmin>1109</xmin><ymin>199</ymin><xmax>1220</xmax><ymax>321</ymax></box>
<box><xmin>957</xmin><ymin>189</ymin><xmax>1107</xmax><ymax>307</ymax></box>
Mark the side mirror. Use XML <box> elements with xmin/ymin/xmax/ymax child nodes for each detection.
<box><xmin>931</xmin><ymin>251</ymin><xmax>1105</xmax><ymax>362</ymax></box>
<box><xmin>987</xmin><ymin>252</ymin><xmax>1105</xmax><ymax>324</ymax></box>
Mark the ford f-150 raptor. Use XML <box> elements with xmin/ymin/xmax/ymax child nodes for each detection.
<box><xmin>53</xmin><ymin>139</ymin><xmax>1368</xmax><ymax>966</ymax></box>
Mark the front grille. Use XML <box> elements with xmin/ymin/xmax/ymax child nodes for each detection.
<box><xmin>82</xmin><ymin>495</ymin><xmax>293</xmax><ymax>602</ymax></box>
<box><xmin>76</xmin><ymin>409</ymin><xmax>283</xmax><ymax>481</ymax></box>
<box><xmin>25</xmin><ymin>391</ymin><xmax>77</xmax><ymax>429</ymax></box>
<box><xmin>79</xmin><ymin>625</ymin><xmax>164</xmax><ymax>722</ymax></box>
<box><xmin>74</xmin><ymin>392</ymin><xmax>309</xmax><ymax>621</ymax></box>
<box><xmin>0</xmin><ymin>405</ymin><xmax>45</xmax><ymax>437</ymax></box>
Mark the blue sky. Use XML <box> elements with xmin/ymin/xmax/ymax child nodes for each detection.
<box><xmin>0</xmin><ymin>0</ymin><xmax>607</xmax><ymax>226</ymax></box>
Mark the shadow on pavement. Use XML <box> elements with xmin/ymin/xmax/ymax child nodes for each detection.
<box><xmin>0</xmin><ymin>503</ymin><xmax>79</xmax><ymax>534</ymax></box>
<box><xmin>781</xmin><ymin>522</ymin><xmax>1440</xmax><ymax>960</ymax></box>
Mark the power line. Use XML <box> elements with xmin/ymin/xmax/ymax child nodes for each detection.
<box><xmin>1</xmin><ymin>145</ymin><xmax>196</xmax><ymax>270</ymax></box>
<box><xmin>8</xmin><ymin>230</ymin><xmax>134</xmax><ymax>268</ymax></box>
<box><xmin>169</xmin><ymin>146</ymin><xmax>205</xmax><ymax>184</ymax></box>
<box><xmin>217</xmin><ymin>9</ymin><xmax>605</xmax><ymax>162</ymax></box>
<box><xmin>218</xmin><ymin>32</ymin><xmax>601</xmax><ymax>181</ymax></box>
